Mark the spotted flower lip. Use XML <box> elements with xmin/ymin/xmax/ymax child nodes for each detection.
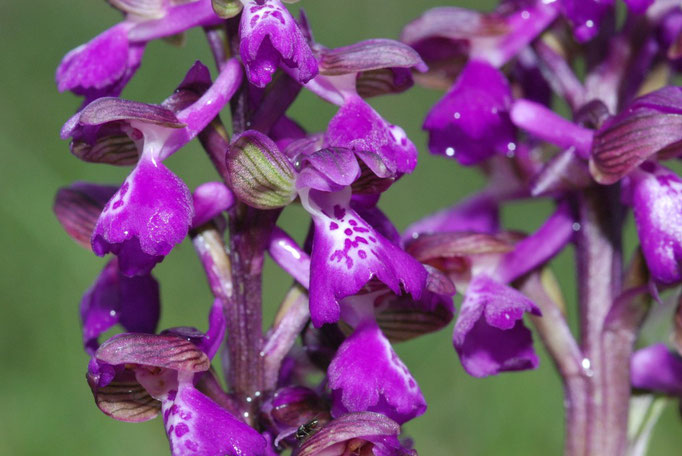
<box><xmin>239</xmin><ymin>0</ymin><xmax>318</xmax><ymax>88</ymax></box>
<box><xmin>299</xmin><ymin>186</ymin><xmax>427</xmax><ymax>327</ymax></box>
<box><xmin>629</xmin><ymin>162</ymin><xmax>682</xmax><ymax>284</ymax></box>
<box><xmin>453</xmin><ymin>274</ymin><xmax>541</xmax><ymax>377</ymax></box>
<box><xmin>328</xmin><ymin>319</ymin><xmax>426</xmax><ymax>424</ymax></box>
<box><xmin>78</xmin><ymin>61</ymin><xmax>242</xmax><ymax>276</ymax></box>
<box><xmin>92</xmin><ymin>157</ymin><xmax>194</xmax><ymax>276</ymax></box>
<box><xmin>423</xmin><ymin>59</ymin><xmax>515</xmax><ymax>166</ymax></box>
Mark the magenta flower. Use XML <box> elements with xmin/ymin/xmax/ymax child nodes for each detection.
<box><xmin>239</xmin><ymin>0</ymin><xmax>318</xmax><ymax>87</ymax></box>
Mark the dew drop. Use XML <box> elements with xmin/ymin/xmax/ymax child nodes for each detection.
<box><xmin>445</xmin><ymin>147</ymin><xmax>455</xmax><ymax>157</ymax></box>
<box><xmin>572</xmin><ymin>222</ymin><xmax>581</xmax><ymax>232</ymax></box>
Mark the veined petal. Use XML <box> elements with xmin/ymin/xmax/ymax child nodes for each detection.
<box><xmin>54</xmin><ymin>182</ymin><xmax>118</xmax><ymax>249</ymax></box>
<box><xmin>328</xmin><ymin>320</ymin><xmax>426</xmax><ymax>424</ymax></box>
<box><xmin>453</xmin><ymin>275</ymin><xmax>540</xmax><ymax>377</ymax></box>
<box><xmin>296</xmin><ymin>412</ymin><xmax>415</xmax><ymax>456</ymax></box>
<box><xmin>96</xmin><ymin>333</ymin><xmax>210</xmax><ymax>373</ymax></box>
<box><xmin>86</xmin><ymin>363</ymin><xmax>161</xmax><ymax>422</ymax></box>
<box><xmin>301</xmin><ymin>187</ymin><xmax>426</xmax><ymax>326</ymax></box>
<box><xmin>317</xmin><ymin>39</ymin><xmax>426</xmax><ymax>76</ymax></box>
<box><xmin>81</xmin><ymin>258</ymin><xmax>160</xmax><ymax>354</ymax></box>
<box><xmin>591</xmin><ymin>86</ymin><xmax>682</xmax><ymax>184</ymax></box>
<box><xmin>630</xmin><ymin>163</ymin><xmax>682</xmax><ymax>284</ymax></box>
<box><xmin>162</xmin><ymin>382</ymin><xmax>267</xmax><ymax>456</ymax></box>
<box><xmin>325</xmin><ymin>95</ymin><xmax>417</xmax><ymax>174</ymax></box>
<box><xmin>92</xmin><ymin>157</ymin><xmax>194</xmax><ymax>276</ymax></box>
<box><xmin>239</xmin><ymin>0</ymin><xmax>318</xmax><ymax>87</ymax></box>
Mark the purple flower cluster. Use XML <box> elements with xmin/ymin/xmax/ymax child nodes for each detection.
<box><xmin>53</xmin><ymin>0</ymin><xmax>682</xmax><ymax>454</ymax></box>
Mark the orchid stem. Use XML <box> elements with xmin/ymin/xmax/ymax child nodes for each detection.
<box><xmin>575</xmin><ymin>186</ymin><xmax>624</xmax><ymax>456</ymax></box>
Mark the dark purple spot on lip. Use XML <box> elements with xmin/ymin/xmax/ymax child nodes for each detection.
<box><xmin>369</xmin><ymin>237</ymin><xmax>377</xmax><ymax>243</ymax></box>
<box><xmin>329</xmin><ymin>222</ymin><xmax>339</xmax><ymax>230</ymax></box>
<box><xmin>358</xmin><ymin>250</ymin><xmax>367</xmax><ymax>259</ymax></box>
<box><xmin>119</xmin><ymin>182</ymin><xmax>129</xmax><ymax>196</ymax></box>
<box><xmin>185</xmin><ymin>440</ymin><xmax>198</xmax><ymax>451</ymax></box>
<box><xmin>344</xmin><ymin>228</ymin><xmax>353</xmax><ymax>236</ymax></box>
<box><xmin>112</xmin><ymin>200</ymin><xmax>124</xmax><ymax>209</ymax></box>
<box><xmin>349</xmin><ymin>219</ymin><xmax>357</xmax><ymax>226</ymax></box>
<box><xmin>333</xmin><ymin>205</ymin><xmax>346</xmax><ymax>219</ymax></box>
<box><xmin>356</xmin><ymin>236</ymin><xmax>368</xmax><ymax>244</ymax></box>
<box><xmin>175</xmin><ymin>423</ymin><xmax>189</xmax><ymax>438</ymax></box>
<box><xmin>353</xmin><ymin>226</ymin><xmax>369</xmax><ymax>233</ymax></box>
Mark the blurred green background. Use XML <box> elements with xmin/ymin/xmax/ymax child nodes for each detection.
<box><xmin>1</xmin><ymin>0</ymin><xmax>680</xmax><ymax>454</ymax></box>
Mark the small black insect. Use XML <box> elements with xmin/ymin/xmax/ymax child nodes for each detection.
<box><xmin>295</xmin><ymin>418</ymin><xmax>320</xmax><ymax>442</ymax></box>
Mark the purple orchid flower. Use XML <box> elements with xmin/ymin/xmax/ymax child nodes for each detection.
<box><xmin>56</xmin><ymin>0</ymin><xmax>222</xmax><ymax>102</ymax></box>
<box><xmin>328</xmin><ymin>318</ymin><xmax>427</xmax><ymax>424</ymax></box>
<box><xmin>423</xmin><ymin>59</ymin><xmax>515</xmax><ymax>165</ymax></box>
<box><xmin>453</xmin><ymin>274</ymin><xmax>541</xmax><ymax>377</ymax></box>
<box><xmin>406</xmin><ymin>202</ymin><xmax>574</xmax><ymax>377</ymax></box>
<box><xmin>299</xmin><ymin>185</ymin><xmax>427</xmax><ymax>327</ymax></box>
<box><xmin>239</xmin><ymin>0</ymin><xmax>318</xmax><ymax>87</ymax></box>
<box><xmin>88</xmin><ymin>301</ymin><xmax>267</xmax><ymax>455</ymax></box>
<box><xmin>63</xmin><ymin>60</ymin><xmax>242</xmax><ymax>276</ymax></box>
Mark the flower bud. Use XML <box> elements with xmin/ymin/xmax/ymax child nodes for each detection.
<box><xmin>226</xmin><ymin>130</ymin><xmax>297</xmax><ymax>209</ymax></box>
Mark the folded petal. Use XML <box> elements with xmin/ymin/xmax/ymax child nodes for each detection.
<box><xmin>239</xmin><ymin>0</ymin><xmax>318</xmax><ymax>87</ymax></box>
<box><xmin>328</xmin><ymin>320</ymin><xmax>426</xmax><ymax>424</ymax></box>
<box><xmin>92</xmin><ymin>157</ymin><xmax>194</xmax><ymax>276</ymax></box>
<box><xmin>325</xmin><ymin>95</ymin><xmax>417</xmax><ymax>174</ymax></box>
<box><xmin>81</xmin><ymin>258</ymin><xmax>160</xmax><ymax>354</ymax></box>
<box><xmin>631</xmin><ymin>343</ymin><xmax>682</xmax><ymax>396</ymax></box>
<box><xmin>453</xmin><ymin>275</ymin><xmax>541</xmax><ymax>377</ymax></box>
<box><xmin>162</xmin><ymin>382</ymin><xmax>267</xmax><ymax>456</ymax></box>
<box><xmin>630</xmin><ymin>163</ymin><xmax>682</xmax><ymax>284</ymax></box>
<box><xmin>423</xmin><ymin>60</ymin><xmax>515</xmax><ymax>166</ymax></box>
<box><xmin>301</xmin><ymin>187</ymin><xmax>426</xmax><ymax>326</ymax></box>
